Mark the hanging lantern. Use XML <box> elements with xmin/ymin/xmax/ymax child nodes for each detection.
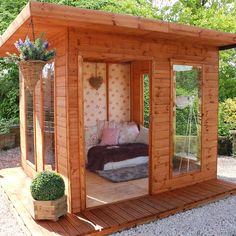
<box><xmin>19</xmin><ymin>60</ymin><xmax>46</xmax><ymax>94</ymax></box>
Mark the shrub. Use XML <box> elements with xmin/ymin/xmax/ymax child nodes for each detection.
<box><xmin>218</xmin><ymin>98</ymin><xmax>236</xmax><ymax>136</ymax></box>
<box><xmin>0</xmin><ymin>118</ymin><xmax>19</xmax><ymax>135</ymax></box>
<box><xmin>218</xmin><ymin>136</ymin><xmax>232</xmax><ymax>156</ymax></box>
<box><xmin>30</xmin><ymin>171</ymin><xmax>65</xmax><ymax>201</ymax></box>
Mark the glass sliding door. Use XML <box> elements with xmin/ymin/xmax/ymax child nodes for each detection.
<box><xmin>172</xmin><ymin>64</ymin><xmax>202</xmax><ymax>176</ymax></box>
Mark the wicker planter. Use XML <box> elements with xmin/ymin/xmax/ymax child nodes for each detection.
<box><xmin>31</xmin><ymin>195</ymin><xmax>67</xmax><ymax>221</ymax></box>
<box><xmin>19</xmin><ymin>60</ymin><xmax>46</xmax><ymax>94</ymax></box>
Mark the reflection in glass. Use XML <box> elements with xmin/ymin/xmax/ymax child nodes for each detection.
<box><xmin>26</xmin><ymin>89</ymin><xmax>35</xmax><ymax>165</ymax></box>
<box><xmin>43</xmin><ymin>63</ymin><xmax>55</xmax><ymax>170</ymax></box>
<box><xmin>172</xmin><ymin>65</ymin><xmax>202</xmax><ymax>176</ymax></box>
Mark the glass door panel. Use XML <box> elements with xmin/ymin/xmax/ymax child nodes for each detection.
<box><xmin>172</xmin><ymin>64</ymin><xmax>202</xmax><ymax>176</ymax></box>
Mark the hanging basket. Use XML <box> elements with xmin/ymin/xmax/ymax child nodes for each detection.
<box><xmin>19</xmin><ymin>60</ymin><xmax>46</xmax><ymax>94</ymax></box>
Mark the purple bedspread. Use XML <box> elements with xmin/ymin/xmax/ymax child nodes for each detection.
<box><xmin>87</xmin><ymin>143</ymin><xmax>148</xmax><ymax>171</ymax></box>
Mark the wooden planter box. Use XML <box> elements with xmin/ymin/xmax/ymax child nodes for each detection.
<box><xmin>32</xmin><ymin>195</ymin><xmax>67</xmax><ymax>221</ymax></box>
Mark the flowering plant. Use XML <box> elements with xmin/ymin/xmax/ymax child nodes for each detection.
<box><xmin>6</xmin><ymin>33</ymin><xmax>56</xmax><ymax>63</ymax></box>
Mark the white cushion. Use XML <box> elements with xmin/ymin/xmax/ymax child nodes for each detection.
<box><xmin>118</xmin><ymin>122</ymin><xmax>139</xmax><ymax>144</ymax></box>
<box><xmin>135</xmin><ymin>125</ymin><xmax>149</xmax><ymax>144</ymax></box>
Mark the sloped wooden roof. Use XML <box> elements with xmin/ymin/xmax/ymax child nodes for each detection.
<box><xmin>0</xmin><ymin>1</ymin><xmax>236</xmax><ymax>57</ymax></box>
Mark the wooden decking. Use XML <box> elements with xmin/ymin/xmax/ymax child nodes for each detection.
<box><xmin>1</xmin><ymin>167</ymin><xmax>236</xmax><ymax>236</ymax></box>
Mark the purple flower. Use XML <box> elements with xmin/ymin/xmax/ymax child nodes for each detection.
<box><xmin>14</xmin><ymin>39</ymin><xmax>24</xmax><ymax>49</ymax></box>
<box><xmin>25</xmin><ymin>37</ymin><xmax>33</xmax><ymax>47</ymax></box>
<box><xmin>43</xmin><ymin>41</ymin><xmax>48</xmax><ymax>49</ymax></box>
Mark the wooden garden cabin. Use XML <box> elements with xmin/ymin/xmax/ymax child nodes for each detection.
<box><xmin>0</xmin><ymin>1</ymin><xmax>236</xmax><ymax>217</ymax></box>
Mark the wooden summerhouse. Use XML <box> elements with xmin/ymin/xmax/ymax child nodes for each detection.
<box><xmin>1</xmin><ymin>2</ymin><xmax>236</xmax><ymax>234</ymax></box>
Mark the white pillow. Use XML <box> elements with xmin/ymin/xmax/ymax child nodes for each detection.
<box><xmin>135</xmin><ymin>125</ymin><xmax>149</xmax><ymax>144</ymax></box>
<box><xmin>118</xmin><ymin>122</ymin><xmax>139</xmax><ymax>144</ymax></box>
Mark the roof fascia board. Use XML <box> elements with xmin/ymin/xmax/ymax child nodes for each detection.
<box><xmin>30</xmin><ymin>1</ymin><xmax>236</xmax><ymax>46</ymax></box>
<box><xmin>219</xmin><ymin>44</ymin><xmax>236</xmax><ymax>50</ymax></box>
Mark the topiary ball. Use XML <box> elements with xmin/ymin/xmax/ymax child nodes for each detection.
<box><xmin>30</xmin><ymin>171</ymin><xmax>65</xmax><ymax>201</ymax></box>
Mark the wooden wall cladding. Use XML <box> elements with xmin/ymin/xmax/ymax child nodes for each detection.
<box><xmin>51</xmin><ymin>28</ymin><xmax>85</xmax><ymax>213</ymax></box>
<box><xmin>74</xmin><ymin>29</ymin><xmax>219</xmax><ymax>195</ymax></box>
<box><xmin>67</xmin><ymin>28</ymin><xmax>85</xmax><ymax>213</ymax></box>
<box><xmin>50</xmin><ymin>28</ymin><xmax>70</xmax><ymax>210</ymax></box>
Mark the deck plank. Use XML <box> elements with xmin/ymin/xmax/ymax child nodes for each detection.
<box><xmin>99</xmin><ymin>206</ymin><xmax>128</xmax><ymax>225</ymax></box>
<box><xmin>1</xmin><ymin>168</ymin><xmax>236</xmax><ymax>236</ymax></box>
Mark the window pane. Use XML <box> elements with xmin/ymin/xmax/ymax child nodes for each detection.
<box><xmin>26</xmin><ymin>89</ymin><xmax>35</xmax><ymax>165</ymax></box>
<box><xmin>172</xmin><ymin>65</ymin><xmax>202</xmax><ymax>176</ymax></box>
<box><xmin>43</xmin><ymin>64</ymin><xmax>55</xmax><ymax>171</ymax></box>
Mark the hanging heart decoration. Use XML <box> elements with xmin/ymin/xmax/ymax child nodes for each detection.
<box><xmin>88</xmin><ymin>75</ymin><xmax>103</xmax><ymax>90</ymax></box>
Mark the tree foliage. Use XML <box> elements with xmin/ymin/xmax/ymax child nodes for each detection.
<box><xmin>218</xmin><ymin>98</ymin><xmax>236</xmax><ymax>136</ymax></box>
<box><xmin>158</xmin><ymin>0</ymin><xmax>236</xmax><ymax>102</ymax></box>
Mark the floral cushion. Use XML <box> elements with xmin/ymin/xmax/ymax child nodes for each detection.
<box><xmin>100</xmin><ymin>128</ymin><xmax>120</xmax><ymax>145</ymax></box>
<box><xmin>85</xmin><ymin>125</ymin><xmax>99</xmax><ymax>147</ymax></box>
<box><xmin>118</xmin><ymin>122</ymin><xmax>139</xmax><ymax>144</ymax></box>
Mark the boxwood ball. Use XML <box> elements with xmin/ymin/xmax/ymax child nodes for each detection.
<box><xmin>30</xmin><ymin>171</ymin><xmax>65</xmax><ymax>201</ymax></box>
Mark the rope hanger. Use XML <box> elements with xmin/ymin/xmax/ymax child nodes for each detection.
<box><xmin>24</xmin><ymin>0</ymin><xmax>36</xmax><ymax>41</ymax></box>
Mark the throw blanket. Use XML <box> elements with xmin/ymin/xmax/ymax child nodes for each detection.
<box><xmin>87</xmin><ymin>143</ymin><xmax>148</xmax><ymax>171</ymax></box>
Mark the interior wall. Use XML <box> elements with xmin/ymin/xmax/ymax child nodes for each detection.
<box><xmin>83</xmin><ymin>62</ymin><xmax>107</xmax><ymax>126</ymax></box>
<box><xmin>83</xmin><ymin>62</ymin><xmax>131</xmax><ymax>126</ymax></box>
<box><xmin>108</xmin><ymin>64</ymin><xmax>130</xmax><ymax>122</ymax></box>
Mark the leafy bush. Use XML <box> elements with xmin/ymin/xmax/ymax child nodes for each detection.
<box><xmin>0</xmin><ymin>118</ymin><xmax>19</xmax><ymax>134</ymax></box>
<box><xmin>218</xmin><ymin>136</ymin><xmax>232</xmax><ymax>156</ymax></box>
<box><xmin>30</xmin><ymin>171</ymin><xmax>65</xmax><ymax>201</ymax></box>
<box><xmin>143</xmin><ymin>74</ymin><xmax>150</xmax><ymax>128</ymax></box>
<box><xmin>0</xmin><ymin>59</ymin><xmax>19</xmax><ymax>121</ymax></box>
<box><xmin>218</xmin><ymin>98</ymin><xmax>236</xmax><ymax>136</ymax></box>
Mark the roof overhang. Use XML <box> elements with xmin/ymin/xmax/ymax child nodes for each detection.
<box><xmin>219</xmin><ymin>44</ymin><xmax>236</xmax><ymax>50</ymax></box>
<box><xmin>1</xmin><ymin>1</ymin><xmax>236</xmax><ymax>57</ymax></box>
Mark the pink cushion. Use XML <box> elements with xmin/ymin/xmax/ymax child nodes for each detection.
<box><xmin>100</xmin><ymin>128</ymin><xmax>120</xmax><ymax>145</ymax></box>
<box><xmin>97</xmin><ymin>120</ymin><xmax>120</xmax><ymax>140</ymax></box>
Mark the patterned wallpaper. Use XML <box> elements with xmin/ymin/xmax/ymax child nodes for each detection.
<box><xmin>83</xmin><ymin>62</ymin><xmax>107</xmax><ymax>126</ymax></box>
<box><xmin>108</xmin><ymin>64</ymin><xmax>130</xmax><ymax>122</ymax></box>
<box><xmin>83</xmin><ymin>62</ymin><xmax>130</xmax><ymax>126</ymax></box>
